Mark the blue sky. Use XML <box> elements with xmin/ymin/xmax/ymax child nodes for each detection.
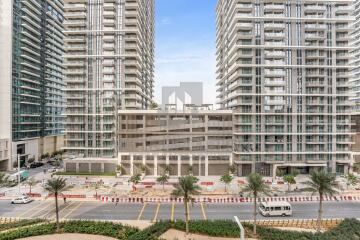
<box><xmin>154</xmin><ymin>0</ymin><xmax>218</xmax><ymax>104</ymax></box>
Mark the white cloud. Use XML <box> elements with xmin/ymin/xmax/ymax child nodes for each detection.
<box><xmin>160</xmin><ymin>17</ymin><xmax>172</xmax><ymax>25</ymax></box>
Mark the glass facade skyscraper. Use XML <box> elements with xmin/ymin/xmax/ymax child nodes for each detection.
<box><xmin>12</xmin><ymin>0</ymin><xmax>65</xmax><ymax>141</ymax></box>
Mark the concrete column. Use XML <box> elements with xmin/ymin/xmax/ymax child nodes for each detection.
<box><xmin>130</xmin><ymin>155</ymin><xmax>134</xmax><ymax>175</ymax></box>
<box><xmin>189</xmin><ymin>154</ymin><xmax>193</xmax><ymax>166</ymax></box>
<box><xmin>154</xmin><ymin>155</ymin><xmax>158</xmax><ymax>177</ymax></box>
<box><xmin>76</xmin><ymin>163</ymin><xmax>79</xmax><ymax>173</ymax></box>
<box><xmin>142</xmin><ymin>154</ymin><xmax>146</xmax><ymax>165</ymax></box>
<box><xmin>272</xmin><ymin>164</ymin><xmax>277</xmax><ymax>178</ymax></box>
<box><xmin>118</xmin><ymin>153</ymin><xmax>122</xmax><ymax>165</ymax></box>
<box><xmin>177</xmin><ymin>156</ymin><xmax>181</xmax><ymax>177</ymax></box>
<box><xmin>166</xmin><ymin>154</ymin><xmax>170</xmax><ymax>166</ymax></box>
<box><xmin>88</xmin><ymin>163</ymin><xmax>92</xmax><ymax>173</ymax></box>
<box><xmin>229</xmin><ymin>154</ymin><xmax>233</xmax><ymax>165</ymax></box>
<box><xmin>199</xmin><ymin>156</ymin><xmax>201</xmax><ymax>176</ymax></box>
<box><xmin>101</xmin><ymin>163</ymin><xmax>105</xmax><ymax>173</ymax></box>
<box><xmin>205</xmin><ymin>155</ymin><xmax>209</xmax><ymax>177</ymax></box>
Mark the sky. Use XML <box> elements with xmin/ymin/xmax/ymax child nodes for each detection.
<box><xmin>154</xmin><ymin>0</ymin><xmax>218</xmax><ymax>105</ymax></box>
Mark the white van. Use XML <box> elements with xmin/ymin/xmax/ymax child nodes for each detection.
<box><xmin>259</xmin><ymin>201</ymin><xmax>292</xmax><ymax>217</ymax></box>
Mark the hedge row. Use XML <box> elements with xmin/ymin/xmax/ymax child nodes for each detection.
<box><xmin>1</xmin><ymin>219</ymin><xmax>359</xmax><ymax>240</ymax></box>
<box><xmin>127</xmin><ymin>221</ymin><xmax>171</xmax><ymax>240</ymax></box>
<box><xmin>0</xmin><ymin>221</ymin><xmax>138</xmax><ymax>240</ymax></box>
<box><xmin>0</xmin><ymin>219</ymin><xmax>45</xmax><ymax>232</ymax></box>
<box><xmin>0</xmin><ymin>223</ymin><xmax>56</xmax><ymax>240</ymax></box>
<box><xmin>171</xmin><ymin>219</ymin><xmax>360</xmax><ymax>240</ymax></box>
<box><xmin>172</xmin><ymin>219</ymin><xmax>239</xmax><ymax>237</ymax></box>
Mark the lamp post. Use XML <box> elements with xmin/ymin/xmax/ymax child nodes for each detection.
<box><xmin>234</xmin><ymin>216</ymin><xmax>245</xmax><ymax>240</ymax></box>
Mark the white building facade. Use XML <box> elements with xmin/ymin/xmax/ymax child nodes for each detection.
<box><xmin>216</xmin><ymin>0</ymin><xmax>354</xmax><ymax>176</ymax></box>
<box><xmin>64</xmin><ymin>0</ymin><xmax>155</xmax><ymax>161</ymax></box>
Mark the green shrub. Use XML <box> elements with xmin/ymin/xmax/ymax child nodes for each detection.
<box><xmin>313</xmin><ymin>218</ymin><xmax>360</xmax><ymax>240</ymax></box>
<box><xmin>172</xmin><ymin>220</ymin><xmax>239</xmax><ymax>237</ymax></box>
<box><xmin>62</xmin><ymin>221</ymin><xmax>138</xmax><ymax>239</ymax></box>
<box><xmin>0</xmin><ymin>219</ymin><xmax>45</xmax><ymax>232</ymax></box>
<box><xmin>0</xmin><ymin>223</ymin><xmax>56</xmax><ymax>240</ymax></box>
<box><xmin>0</xmin><ymin>221</ymin><xmax>138</xmax><ymax>240</ymax></box>
<box><xmin>128</xmin><ymin>221</ymin><xmax>171</xmax><ymax>240</ymax></box>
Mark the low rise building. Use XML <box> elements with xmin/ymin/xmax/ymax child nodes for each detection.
<box><xmin>0</xmin><ymin>139</ymin><xmax>10</xmax><ymax>171</ymax></box>
<box><xmin>65</xmin><ymin>106</ymin><xmax>234</xmax><ymax>176</ymax></box>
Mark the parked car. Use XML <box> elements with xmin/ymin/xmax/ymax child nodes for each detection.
<box><xmin>30</xmin><ymin>162</ymin><xmax>44</xmax><ymax>168</ymax></box>
<box><xmin>48</xmin><ymin>167</ymin><xmax>58</xmax><ymax>173</ymax></box>
<box><xmin>11</xmin><ymin>196</ymin><xmax>32</xmax><ymax>204</ymax></box>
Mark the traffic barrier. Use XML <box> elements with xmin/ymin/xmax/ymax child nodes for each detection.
<box><xmin>26</xmin><ymin>193</ymin><xmax>41</xmax><ymax>198</ymax></box>
<box><xmin>97</xmin><ymin>194</ymin><xmax>360</xmax><ymax>204</ymax></box>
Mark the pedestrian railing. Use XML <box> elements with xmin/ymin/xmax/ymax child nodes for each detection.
<box><xmin>242</xmin><ymin>218</ymin><xmax>343</xmax><ymax>230</ymax></box>
<box><xmin>0</xmin><ymin>217</ymin><xmax>21</xmax><ymax>224</ymax></box>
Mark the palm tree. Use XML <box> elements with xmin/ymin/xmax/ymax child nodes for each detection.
<box><xmin>0</xmin><ymin>172</ymin><xmax>9</xmax><ymax>187</ymax></box>
<box><xmin>26</xmin><ymin>177</ymin><xmax>38</xmax><ymax>194</ymax></box>
<box><xmin>304</xmin><ymin>170</ymin><xmax>338</xmax><ymax>232</ymax></box>
<box><xmin>345</xmin><ymin>173</ymin><xmax>357</xmax><ymax>190</ymax></box>
<box><xmin>220</xmin><ymin>173</ymin><xmax>234</xmax><ymax>193</ymax></box>
<box><xmin>129</xmin><ymin>174</ymin><xmax>141</xmax><ymax>191</ymax></box>
<box><xmin>242</xmin><ymin>173</ymin><xmax>271</xmax><ymax>235</ymax></box>
<box><xmin>172</xmin><ymin>175</ymin><xmax>201</xmax><ymax>235</ymax></box>
<box><xmin>44</xmin><ymin>177</ymin><xmax>68</xmax><ymax>232</ymax></box>
<box><xmin>283</xmin><ymin>174</ymin><xmax>296</xmax><ymax>192</ymax></box>
<box><xmin>156</xmin><ymin>174</ymin><xmax>169</xmax><ymax>190</ymax></box>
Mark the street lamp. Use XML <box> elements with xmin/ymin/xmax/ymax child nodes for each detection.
<box><xmin>234</xmin><ymin>216</ymin><xmax>245</xmax><ymax>240</ymax></box>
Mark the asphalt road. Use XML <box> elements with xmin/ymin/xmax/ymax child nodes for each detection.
<box><xmin>0</xmin><ymin>200</ymin><xmax>359</xmax><ymax>221</ymax></box>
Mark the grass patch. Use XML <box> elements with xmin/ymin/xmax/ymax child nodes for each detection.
<box><xmin>55</xmin><ymin>172</ymin><xmax>116</xmax><ymax>177</ymax></box>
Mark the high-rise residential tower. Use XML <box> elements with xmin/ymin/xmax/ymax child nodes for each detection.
<box><xmin>216</xmin><ymin>0</ymin><xmax>354</xmax><ymax>176</ymax></box>
<box><xmin>64</xmin><ymin>0</ymin><xmax>155</xmax><ymax>161</ymax></box>
<box><xmin>352</xmin><ymin>1</ymin><xmax>360</xmax><ymax>112</ymax></box>
<box><xmin>0</xmin><ymin>0</ymin><xmax>65</xmax><ymax>170</ymax></box>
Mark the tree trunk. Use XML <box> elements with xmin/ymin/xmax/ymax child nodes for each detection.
<box><xmin>253</xmin><ymin>193</ymin><xmax>257</xmax><ymax>235</ymax></box>
<box><xmin>317</xmin><ymin>194</ymin><xmax>323</xmax><ymax>232</ymax></box>
<box><xmin>29</xmin><ymin>185</ymin><xmax>32</xmax><ymax>194</ymax></box>
<box><xmin>225</xmin><ymin>184</ymin><xmax>227</xmax><ymax>193</ymax></box>
<box><xmin>55</xmin><ymin>192</ymin><xmax>60</xmax><ymax>232</ymax></box>
<box><xmin>184</xmin><ymin>197</ymin><xmax>189</xmax><ymax>235</ymax></box>
<box><xmin>163</xmin><ymin>183</ymin><xmax>165</xmax><ymax>190</ymax></box>
<box><xmin>288</xmin><ymin>183</ymin><xmax>291</xmax><ymax>192</ymax></box>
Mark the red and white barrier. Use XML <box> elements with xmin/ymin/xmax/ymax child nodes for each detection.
<box><xmin>99</xmin><ymin>195</ymin><xmax>360</xmax><ymax>204</ymax></box>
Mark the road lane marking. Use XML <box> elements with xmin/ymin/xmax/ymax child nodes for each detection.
<box><xmin>17</xmin><ymin>202</ymin><xmax>43</xmax><ymax>218</ymax></box>
<box><xmin>187</xmin><ymin>202</ymin><xmax>190</xmax><ymax>221</ymax></box>
<box><xmin>27</xmin><ymin>202</ymin><xmax>53</xmax><ymax>218</ymax></box>
<box><xmin>171</xmin><ymin>203</ymin><xmax>175</xmax><ymax>221</ymax></box>
<box><xmin>200</xmin><ymin>202</ymin><xmax>207</xmax><ymax>220</ymax></box>
<box><xmin>52</xmin><ymin>201</ymin><xmax>76</xmax><ymax>219</ymax></box>
<box><xmin>152</xmin><ymin>203</ymin><xmax>161</xmax><ymax>222</ymax></box>
<box><xmin>62</xmin><ymin>201</ymin><xmax>83</xmax><ymax>220</ymax></box>
<box><xmin>137</xmin><ymin>202</ymin><xmax>147</xmax><ymax>220</ymax></box>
